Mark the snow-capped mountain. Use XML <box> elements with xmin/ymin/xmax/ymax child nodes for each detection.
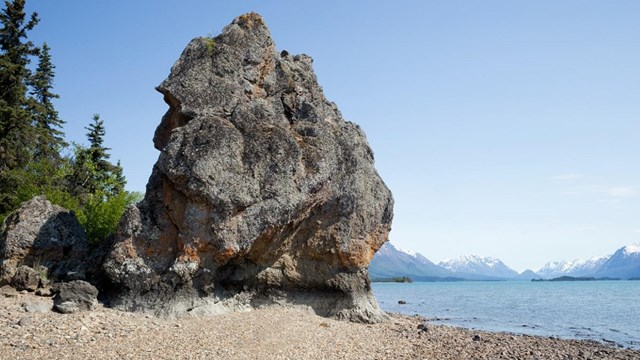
<box><xmin>594</xmin><ymin>243</ymin><xmax>640</xmax><ymax>279</ymax></box>
<box><xmin>370</xmin><ymin>242</ymin><xmax>640</xmax><ymax>282</ymax></box>
<box><xmin>438</xmin><ymin>255</ymin><xmax>519</xmax><ymax>279</ymax></box>
<box><xmin>401</xmin><ymin>248</ymin><xmax>445</xmax><ymax>271</ymax></box>
<box><xmin>369</xmin><ymin>242</ymin><xmax>454</xmax><ymax>280</ymax></box>
<box><xmin>396</xmin><ymin>247</ymin><xmax>417</xmax><ymax>257</ymax></box>
<box><xmin>537</xmin><ymin>256</ymin><xmax>609</xmax><ymax>279</ymax></box>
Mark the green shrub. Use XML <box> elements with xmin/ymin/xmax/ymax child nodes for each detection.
<box><xmin>80</xmin><ymin>190</ymin><xmax>143</xmax><ymax>247</ymax></box>
<box><xmin>204</xmin><ymin>37</ymin><xmax>215</xmax><ymax>54</ymax></box>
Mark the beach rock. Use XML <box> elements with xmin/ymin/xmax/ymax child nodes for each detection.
<box><xmin>22</xmin><ymin>301</ymin><xmax>50</xmax><ymax>313</ymax></box>
<box><xmin>10</xmin><ymin>265</ymin><xmax>40</xmax><ymax>291</ymax></box>
<box><xmin>103</xmin><ymin>12</ymin><xmax>393</xmax><ymax>322</ymax></box>
<box><xmin>0</xmin><ymin>284</ymin><xmax>18</xmax><ymax>298</ymax></box>
<box><xmin>52</xmin><ymin>280</ymin><xmax>98</xmax><ymax>314</ymax></box>
<box><xmin>18</xmin><ymin>317</ymin><xmax>32</xmax><ymax>326</ymax></box>
<box><xmin>0</xmin><ymin>196</ymin><xmax>88</xmax><ymax>285</ymax></box>
<box><xmin>34</xmin><ymin>287</ymin><xmax>51</xmax><ymax>297</ymax></box>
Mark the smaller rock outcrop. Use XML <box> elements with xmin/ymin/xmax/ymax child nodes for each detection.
<box><xmin>52</xmin><ymin>280</ymin><xmax>99</xmax><ymax>314</ymax></box>
<box><xmin>0</xmin><ymin>196</ymin><xmax>88</xmax><ymax>286</ymax></box>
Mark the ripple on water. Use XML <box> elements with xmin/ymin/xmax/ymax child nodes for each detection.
<box><xmin>372</xmin><ymin>280</ymin><xmax>640</xmax><ymax>349</ymax></box>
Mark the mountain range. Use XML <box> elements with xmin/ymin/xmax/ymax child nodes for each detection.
<box><xmin>536</xmin><ymin>256</ymin><xmax>608</xmax><ymax>279</ymax></box>
<box><xmin>369</xmin><ymin>242</ymin><xmax>640</xmax><ymax>281</ymax></box>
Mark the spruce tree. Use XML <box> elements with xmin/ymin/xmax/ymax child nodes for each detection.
<box><xmin>29</xmin><ymin>42</ymin><xmax>65</xmax><ymax>160</ymax></box>
<box><xmin>85</xmin><ymin>113</ymin><xmax>109</xmax><ymax>165</ymax></box>
<box><xmin>0</xmin><ymin>0</ymin><xmax>39</xmax><ymax>170</ymax></box>
<box><xmin>68</xmin><ymin>114</ymin><xmax>124</xmax><ymax>197</ymax></box>
<box><xmin>84</xmin><ymin>115</ymin><xmax>125</xmax><ymax>195</ymax></box>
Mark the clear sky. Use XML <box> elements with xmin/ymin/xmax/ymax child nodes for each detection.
<box><xmin>24</xmin><ymin>1</ymin><xmax>640</xmax><ymax>272</ymax></box>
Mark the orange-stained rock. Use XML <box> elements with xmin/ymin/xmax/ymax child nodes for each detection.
<box><xmin>102</xmin><ymin>13</ymin><xmax>393</xmax><ymax>322</ymax></box>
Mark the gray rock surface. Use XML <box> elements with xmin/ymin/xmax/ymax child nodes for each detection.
<box><xmin>52</xmin><ymin>280</ymin><xmax>98</xmax><ymax>314</ymax></box>
<box><xmin>22</xmin><ymin>300</ymin><xmax>51</xmax><ymax>313</ymax></box>
<box><xmin>103</xmin><ymin>13</ymin><xmax>393</xmax><ymax>322</ymax></box>
<box><xmin>10</xmin><ymin>265</ymin><xmax>40</xmax><ymax>291</ymax></box>
<box><xmin>18</xmin><ymin>317</ymin><xmax>32</xmax><ymax>326</ymax></box>
<box><xmin>0</xmin><ymin>284</ymin><xmax>18</xmax><ymax>297</ymax></box>
<box><xmin>0</xmin><ymin>196</ymin><xmax>88</xmax><ymax>285</ymax></box>
<box><xmin>34</xmin><ymin>287</ymin><xmax>51</xmax><ymax>297</ymax></box>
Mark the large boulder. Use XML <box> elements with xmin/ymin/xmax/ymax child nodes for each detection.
<box><xmin>0</xmin><ymin>196</ymin><xmax>88</xmax><ymax>285</ymax></box>
<box><xmin>103</xmin><ymin>13</ymin><xmax>393</xmax><ymax>322</ymax></box>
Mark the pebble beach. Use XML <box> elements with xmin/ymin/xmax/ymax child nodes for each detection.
<box><xmin>2</xmin><ymin>287</ymin><xmax>639</xmax><ymax>360</ymax></box>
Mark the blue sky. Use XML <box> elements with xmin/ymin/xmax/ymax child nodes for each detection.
<box><xmin>24</xmin><ymin>1</ymin><xmax>639</xmax><ymax>272</ymax></box>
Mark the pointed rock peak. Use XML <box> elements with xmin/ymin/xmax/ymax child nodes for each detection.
<box><xmin>233</xmin><ymin>12</ymin><xmax>267</xmax><ymax>30</ymax></box>
<box><xmin>220</xmin><ymin>12</ymin><xmax>273</xmax><ymax>49</ymax></box>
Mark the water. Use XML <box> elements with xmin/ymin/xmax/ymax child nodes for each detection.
<box><xmin>372</xmin><ymin>281</ymin><xmax>640</xmax><ymax>349</ymax></box>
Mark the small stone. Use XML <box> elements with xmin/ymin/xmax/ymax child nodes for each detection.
<box><xmin>35</xmin><ymin>288</ymin><xmax>52</xmax><ymax>297</ymax></box>
<box><xmin>472</xmin><ymin>335</ymin><xmax>481</xmax><ymax>341</ymax></box>
<box><xmin>18</xmin><ymin>317</ymin><xmax>32</xmax><ymax>326</ymax></box>
<box><xmin>0</xmin><ymin>285</ymin><xmax>18</xmax><ymax>298</ymax></box>
<box><xmin>398</xmin><ymin>300</ymin><xmax>407</xmax><ymax>305</ymax></box>
<box><xmin>22</xmin><ymin>301</ymin><xmax>50</xmax><ymax>313</ymax></box>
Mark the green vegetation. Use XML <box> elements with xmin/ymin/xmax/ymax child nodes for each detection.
<box><xmin>0</xmin><ymin>0</ymin><xmax>40</xmax><ymax>171</ymax></box>
<box><xmin>204</xmin><ymin>37</ymin><xmax>215</xmax><ymax>54</ymax></box>
<box><xmin>0</xmin><ymin>0</ymin><xmax>141</xmax><ymax>247</ymax></box>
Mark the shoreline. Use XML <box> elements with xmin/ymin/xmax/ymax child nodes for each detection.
<box><xmin>2</xmin><ymin>290</ymin><xmax>639</xmax><ymax>359</ymax></box>
<box><xmin>373</xmin><ymin>280</ymin><xmax>640</xmax><ymax>351</ymax></box>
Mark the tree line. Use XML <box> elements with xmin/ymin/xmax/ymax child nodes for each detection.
<box><xmin>0</xmin><ymin>0</ymin><xmax>141</xmax><ymax>246</ymax></box>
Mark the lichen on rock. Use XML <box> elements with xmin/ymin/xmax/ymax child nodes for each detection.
<box><xmin>0</xmin><ymin>196</ymin><xmax>88</xmax><ymax>286</ymax></box>
<box><xmin>103</xmin><ymin>12</ymin><xmax>393</xmax><ymax>322</ymax></box>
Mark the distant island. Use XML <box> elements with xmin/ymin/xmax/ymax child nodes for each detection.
<box><xmin>371</xmin><ymin>276</ymin><xmax>413</xmax><ymax>283</ymax></box>
<box><xmin>531</xmin><ymin>276</ymin><xmax>621</xmax><ymax>282</ymax></box>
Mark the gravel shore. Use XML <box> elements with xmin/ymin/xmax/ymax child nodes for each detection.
<box><xmin>2</xmin><ymin>288</ymin><xmax>638</xmax><ymax>359</ymax></box>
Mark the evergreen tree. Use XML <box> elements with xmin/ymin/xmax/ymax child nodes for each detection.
<box><xmin>85</xmin><ymin>113</ymin><xmax>110</xmax><ymax>165</ymax></box>
<box><xmin>0</xmin><ymin>0</ymin><xmax>39</xmax><ymax>170</ymax></box>
<box><xmin>67</xmin><ymin>114</ymin><xmax>124</xmax><ymax>198</ymax></box>
<box><xmin>0</xmin><ymin>3</ymin><xmax>136</xmax><ymax>245</ymax></box>
<box><xmin>29</xmin><ymin>42</ymin><xmax>65</xmax><ymax>160</ymax></box>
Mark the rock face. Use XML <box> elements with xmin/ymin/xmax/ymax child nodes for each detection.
<box><xmin>103</xmin><ymin>13</ymin><xmax>393</xmax><ymax>322</ymax></box>
<box><xmin>0</xmin><ymin>196</ymin><xmax>88</xmax><ymax>285</ymax></box>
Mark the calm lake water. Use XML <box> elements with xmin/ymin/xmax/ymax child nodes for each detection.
<box><xmin>372</xmin><ymin>281</ymin><xmax>640</xmax><ymax>349</ymax></box>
